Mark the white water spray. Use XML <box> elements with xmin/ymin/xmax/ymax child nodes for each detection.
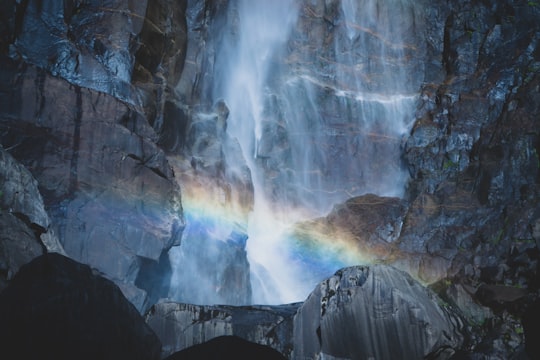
<box><xmin>210</xmin><ymin>0</ymin><xmax>423</xmax><ymax>304</ymax></box>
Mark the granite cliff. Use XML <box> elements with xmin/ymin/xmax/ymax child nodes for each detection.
<box><xmin>0</xmin><ymin>0</ymin><xmax>539</xmax><ymax>359</ymax></box>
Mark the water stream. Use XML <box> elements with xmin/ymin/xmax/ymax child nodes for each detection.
<box><xmin>174</xmin><ymin>0</ymin><xmax>424</xmax><ymax>305</ymax></box>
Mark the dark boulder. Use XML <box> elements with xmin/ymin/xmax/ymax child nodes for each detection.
<box><xmin>0</xmin><ymin>253</ymin><xmax>161</xmax><ymax>360</ymax></box>
<box><xmin>164</xmin><ymin>336</ymin><xmax>286</xmax><ymax>360</ymax></box>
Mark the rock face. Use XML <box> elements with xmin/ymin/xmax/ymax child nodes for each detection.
<box><xmin>0</xmin><ymin>144</ymin><xmax>64</xmax><ymax>291</ymax></box>
<box><xmin>0</xmin><ymin>253</ymin><xmax>162</xmax><ymax>360</ymax></box>
<box><xmin>0</xmin><ymin>57</ymin><xmax>184</xmax><ymax>311</ymax></box>
<box><xmin>3</xmin><ymin>0</ymin><xmax>187</xmax><ymax>116</ymax></box>
<box><xmin>0</xmin><ymin>1</ymin><xmax>189</xmax><ymax>312</ymax></box>
<box><xmin>400</xmin><ymin>0</ymin><xmax>540</xmax><ymax>285</ymax></box>
<box><xmin>0</xmin><ymin>0</ymin><xmax>539</xmax><ymax>358</ymax></box>
<box><xmin>146</xmin><ymin>265</ymin><xmax>465</xmax><ymax>359</ymax></box>
<box><xmin>146</xmin><ymin>302</ymin><xmax>299</xmax><ymax>358</ymax></box>
<box><xmin>167</xmin><ymin>104</ymin><xmax>254</xmax><ymax>305</ymax></box>
<box><xmin>293</xmin><ymin>265</ymin><xmax>464</xmax><ymax>360</ymax></box>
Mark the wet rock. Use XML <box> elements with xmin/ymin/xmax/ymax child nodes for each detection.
<box><xmin>164</xmin><ymin>336</ymin><xmax>287</xmax><ymax>360</ymax></box>
<box><xmin>0</xmin><ymin>253</ymin><xmax>161</xmax><ymax>360</ymax></box>
<box><xmin>0</xmin><ymin>58</ymin><xmax>184</xmax><ymax>311</ymax></box>
<box><xmin>326</xmin><ymin>194</ymin><xmax>407</xmax><ymax>245</ymax></box>
<box><xmin>145</xmin><ymin>302</ymin><xmax>298</xmax><ymax>358</ymax></box>
<box><xmin>132</xmin><ymin>0</ymin><xmax>188</xmax><ymax>133</ymax></box>
<box><xmin>475</xmin><ymin>284</ymin><xmax>527</xmax><ymax>306</ymax></box>
<box><xmin>7</xmin><ymin>0</ymin><xmax>144</xmax><ymax>103</ymax></box>
<box><xmin>0</xmin><ymin>144</ymin><xmax>64</xmax><ymax>292</ymax></box>
<box><xmin>167</xmin><ymin>102</ymin><xmax>254</xmax><ymax>306</ymax></box>
<box><xmin>293</xmin><ymin>265</ymin><xmax>465</xmax><ymax>360</ymax></box>
<box><xmin>175</xmin><ymin>0</ymin><xmax>229</xmax><ymax>106</ymax></box>
<box><xmin>0</xmin><ymin>144</ymin><xmax>64</xmax><ymax>254</ymax></box>
<box><xmin>148</xmin><ymin>265</ymin><xmax>465</xmax><ymax>360</ymax></box>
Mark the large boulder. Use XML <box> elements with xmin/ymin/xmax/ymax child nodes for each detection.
<box><xmin>164</xmin><ymin>336</ymin><xmax>286</xmax><ymax>360</ymax></box>
<box><xmin>0</xmin><ymin>253</ymin><xmax>162</xmax><ymax>360</ymax></box>
<box><xmin>293</xmin><ymin>265</ymin><xmax>465</xmax><ymax>360</ymax></box>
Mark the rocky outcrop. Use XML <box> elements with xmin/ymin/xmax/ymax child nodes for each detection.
<box><xmin>146</xmin><ymin>265</ymin><xmax>465</xmax><ymax>359</ymax></box>
<box><xmin>0</xmin><ymin>1</ymin><xmax>189</xmax><ymax>311</ymax></box>
<box><xmin>3</xmin><ymin>1</ymin><xmax>186</xmax><ymax>111</ymax></box>
<box><xmin>164</xmin><ymin>336</ymin><xmax>287</xmax><ymax>360</ymax></box>
<box><xmin>0</xmin><ymin>253</ymin><xmax>162</xmax><ymax>360</ymax></box>
<box><xmin>166</xmin><ymin>102</ymin><xmax>254</xmax><ymax>305</ymax></box>
<box><xmin>146</xmin><ymin>301</ymin><xmax>298</xmax><ymax>358</ymax></box>
<box><xmin>293</xmin><ymin>265</ymin><xmax>465</xmax><ymax>360</ymax></box>
<box><xmin>0</xmin><ymin>144</ymin><xmax>64</xmax><ymax>291</ymax></box>
<box><xmin>0</xmin><ymin>58</ymin><xmax>184</xmax><ymax>311</ymax></box>
<box><xmin>290</xmin><ymin>1</ymin><xmax>539</xmax><ymax>357</ymax></box>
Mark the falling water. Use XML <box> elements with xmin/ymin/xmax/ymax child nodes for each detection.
<box><xmin>177</xmin><ymin>0</ymin><xmax>424</xmax><ymax>304</ymax></box>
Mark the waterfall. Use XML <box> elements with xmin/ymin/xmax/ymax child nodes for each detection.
<box><xmin>176</xmin><ymin>0</ymin><xmax>424</xmax><ymax>305</ymax></box>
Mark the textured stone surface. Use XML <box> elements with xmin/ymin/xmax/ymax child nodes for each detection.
<box><xmin>167</xmin><ymin>103</ymin><xmax>254</xmax><ymax>306</ymax></box>
<box><xmin>0</xmin><ymin>0</ymin><xmax>539</xmax><ymax>358</ymax></box>
<box><xmin>0</xmin><ymin>144</ymin><xmax>64</xmax><ymax>251</ymax></box>
<box><xmin>0</xmin><ymin>58</ymin><xmax>184</xmax><ymax>311</ymax></box>
<box><xmin>293</xmin><ymin>265</ymin><xmax>465</xmax><ymax>360</ymax></box>
<box><xmin>146</xmin><ymin>301</ymin><xmax>298</xmax><ymax>358</ymax></box>
<box><xmin>0</xmin><ymin>253</ymin><xmax>162</xmax><ymax>360</ymax></box>
<box><xmin>0</xmin><ymin>210</ymin><xmax>43</xmax><ymax>292</ymax></box>
<box><xmin>4</xmin><ymin>1</ymin><xmax>186</xmax><ymax>110</ymax></box>
<box><xmin>0</xmin><ymin>144</ymin><xmax>63</xmax><ymax>292</ymax></box>
<box><xmin>147</xmin><ymin>265</ymin><xmax>465</xmax><ymax>359</ymax></box>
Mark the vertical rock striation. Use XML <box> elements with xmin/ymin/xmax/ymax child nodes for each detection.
<box><xmin>0</xmin><ymin>1</ymin><xmax>188</xmax><ymax>312</ymax></box>
<box><xmin>146</xmin><ymin>264</ymin><xmax>465</xmax><ymax>359</ymax></box>
<box><xmin>293</xmin><ymin>265</ymin><xmax>464</xmax><ymax>359</ymax></box>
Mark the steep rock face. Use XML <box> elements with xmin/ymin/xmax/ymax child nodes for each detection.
<box><xmin>2</xmin><ymin>0</ymin><xmax>186</xmax><ymax>112</ymax></box>
<box><xmin>403</xmin><ymin>0</ymin><xmax>540</xmax><ymax>269</ymax></box>
<box><xmin>147</xmin><ymin>265</ymin><xmax>465</xmax><ymax>359</ymax></box>
<box><xmin>0</xmin><ymin>253</ymin><xmax>162</xmax><ymax>360</ymax></box>
<box><xmin>0</xmin><ymin>144</ymin><xmax>64</xmax><ymax>253</ymax></box>
<box><xmin>146</xmin><ymin>302</ymin><xmax>298</xmax><ymax>358</ymax></box>
<box><xmin>167</xmin><ymin>103</ymin><xmax>254</xmax><ymax>305</ymax></box>
<box><xmin>0</xmin><ymin>209</ymin><xmax>43</xmax><ymax>292</ymax></box>
<box><xmin>5</xmin><ymin>0</ymin><xmax>143</xmax><ymax>102</ymax></box>
<box><xmin>0</xmin><ymin>144</ymin><xmax>64</xmax><ymax>291</ymax></box>
<box><xmin>175</xmin><ymin>0</ymin><xmax>229</xmax><ymax>107</ymax></box>
<box><xmin>293</xmin><ymin>265</ymin><xmax>465</xmax><ymax>360</ymax></box>
<box><xmin>1</xmin><ymin>0</ymin><xmax>189</xmax><ymax>150</ymax></box>
<box><xmin>0</xmin><ymin>58</ymin><xmax>184</xmax><ymax>311</ymax></box>
<box><xmin>132</xmin><ymin>0</ymin><xmax>188</xmax><ymax>146</ymax></box>
<box><xmin>163</xmin><ymin>0</ymin><xmax>254</xmax><ymax>306</ymax></box>
<box><xmin>0</xmin><ymin>1</ymin><xmax>189</xmax><ymax>311</ymax></box>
